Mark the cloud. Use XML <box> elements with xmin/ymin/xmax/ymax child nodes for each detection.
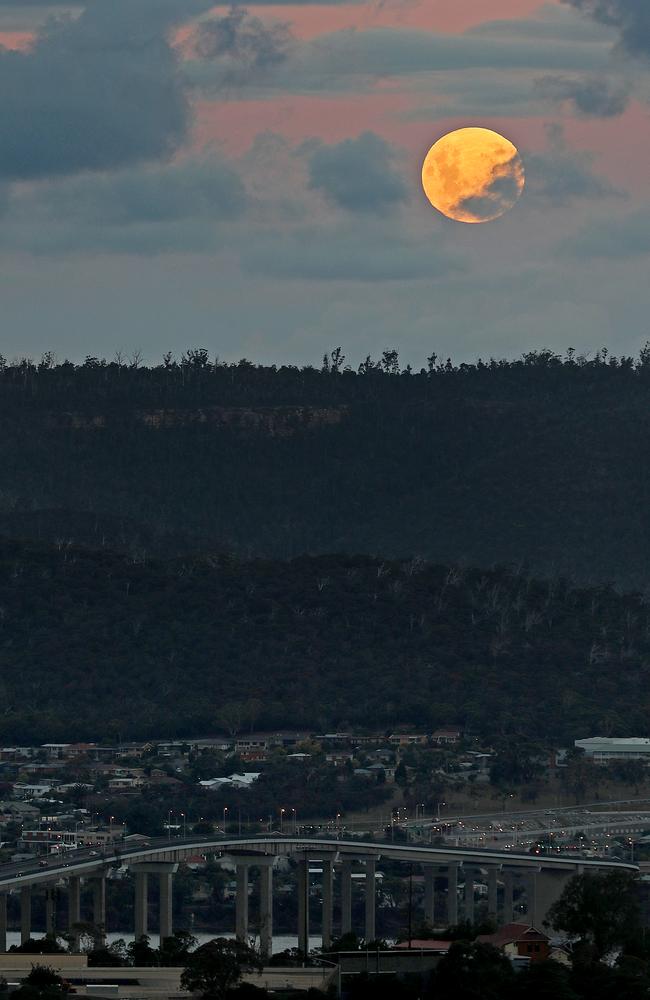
<box><xmin>562</xmin><ymin>208</ymin><xmax>650</xmax><ymax>259</ymax></box>
<box><xmin>192</xmin><ymin>6</ymin><xmax>292</xmax><ymax>86</ymax></box>
<box><xmin>535</xmin><ymin>73</ymin><xmax>630</xmax><ymax>115</ymax></box>
<box><xmin>306</xmin><ymin>132</ymin><xmax>407</xmax><ymax>214</ymax></box>
<box><xmin>241</xmin><ymin>224</ymin><xmax>461</xmax><ymax>281</ymax></box>
<box><xmin>187</xmin><ymin>19</ymin><xmax>612</xmax><ymax>97</ymax></box>
<box><xmin>524</xmin><ymin>124</ymin><xmax>619</xmax><ymax>203</ymax></box>
<box><xmin>562</xmin><ymin>0</ymin><xmax>650</xmax><ymax>58</ymax></box>
<box><xmin>0</xmin><ymin>0</ymin><xmax>213</xmax><ymax>180</ymax></box>
<box><xmin>1</xmin><ymin>155</ymin><xmax>246</xmax><ymax>255</ymax></box>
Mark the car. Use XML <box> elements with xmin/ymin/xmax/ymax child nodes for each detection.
<box><xmin>38</xmin><ymin>860</ymin><xmax>48</xmax><ymax>868</ymax></box>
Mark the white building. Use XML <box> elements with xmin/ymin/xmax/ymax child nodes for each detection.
<box><xmin>575</xmin><ymin>737</ymin><xmax>650</xmax><ymax>763</ymax></box>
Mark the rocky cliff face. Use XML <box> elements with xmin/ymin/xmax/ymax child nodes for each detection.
<box><xmin>46</xmin><ymin>405</ymin><xmax>348</xmax><ymax>435</ymax></box>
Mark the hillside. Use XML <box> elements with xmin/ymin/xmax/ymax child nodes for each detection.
<box><xmin>1</xmin><ymin>348</ymin><xmax>650</xmax><ymax>584</ymax></box>
<box><xmin>0</xmin><ymin>538</ymin><xmax>648</xmax><ymax>743</ymax></box>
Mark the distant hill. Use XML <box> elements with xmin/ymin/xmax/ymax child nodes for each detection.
<box><xmin>2</xmin><ymin>347</ymin><xmax>650</xmax><ymax>584</ymax></box>
<box><xmin>0</xmin><ymin>537</ymin><xmax>648</xmax><ymax>743</ymax></box>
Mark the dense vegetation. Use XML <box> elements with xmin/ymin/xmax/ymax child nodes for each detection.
<box><xmin>2</xmin><ymin>347</ymin><xmax>650</xmax><ymax>583</ymax></box>
<box><xmin>1</xmin><ymin>537</ymin><xmax>650</xmax><ymax>741</ymax></box>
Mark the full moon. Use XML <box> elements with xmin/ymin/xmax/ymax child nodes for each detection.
<box><xmin>422</xmin><ymin>127</ymin><xmax>525</xmax><ymax>224</ymax></box>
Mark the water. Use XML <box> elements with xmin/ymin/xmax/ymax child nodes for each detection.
<box><xmin>4</xmin><ymin>932</ymin><xmax>321</xmax><ymax>955</ymax></box>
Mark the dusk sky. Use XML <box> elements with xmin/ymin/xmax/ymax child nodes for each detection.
<box><xmin>0</xmin><ymin>0</ymin><xmax>649</xmax><ymax>366</ymax></box>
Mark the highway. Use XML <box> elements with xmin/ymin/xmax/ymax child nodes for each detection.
<box><xmin>0</xmin><ymin>834</ymin><xmax>638</xmax><ymax>890</ymax></box>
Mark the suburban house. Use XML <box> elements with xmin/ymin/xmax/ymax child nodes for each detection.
<box><xmin>477</xmin><ymin>923</ymin><xmax>551</xmax><ymax>963</ymax></box>
<box><xmin>432</xmin><ymin>728</ymin><xmax>463</xmax><ymax>746</ymax></box>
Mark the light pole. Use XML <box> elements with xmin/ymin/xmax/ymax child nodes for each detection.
<box><xmin>436</xmin><ymin>801</ymin><xmax>446</xmax><ymax>822</ymax></box>
<box><xmin>280</xmin><ymin>808</ymin><xmax>285</xmax><ymax>835</ymax></box>
<box><xmin>181</xmin><ymin>812</ymin><xmax>186</xmax><ymax>839</ymax></box>
<box><xmin>223</xmin><ymin>806</ymin><xmax>228</xmax><ymax>832</ymax></box>
<box><xmin>291</xmin><ymin>808</ymin><xmax>297</xmax><ymax>835</ymax></box>
<box><xmin>168</xmin><ymin>810</ymin><xmax>172</xmax><ymax>837</ymax></box>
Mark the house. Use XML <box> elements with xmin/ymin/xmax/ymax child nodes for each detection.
<box><xmin>108</xmin><ymin>777</ymin><xmax>144</xmax><ymax>791</ymax></box>
<box><xmin>389</xmin><ymin>734</ymin><xmax>428</xmax><ymax>747</ymax></box>
<box><xmin>326</xmin><ymin>752</ymin><xmax>354</xmax><ymax>766</ymax></box>
<box><xmin>13</xmin><ymin>783</ymin><xmax>56</xmax><ymax>799</ymax></box>
<box><xmin>200</xmin><ymin>772</ymin><xmax>260</xmax><ymax>790</ymax></box>
<box><xmin>394</xmin><ymin>940</ymin><xmax>452</xmax><ymax>954</ymax></box>
<box><xmin>235</xmin><ymin>738</ymin><xmax>268</xmax><ymax>753</ymax></box>
<box><xmin>432</xmin><ymin>728</ymin><xmax>463</xmax><ymax>746</ymax></box>
<box><xmin>476</xmin><ymin>923</ymin><xmax>551</xmax><ymax>963</ymax></box>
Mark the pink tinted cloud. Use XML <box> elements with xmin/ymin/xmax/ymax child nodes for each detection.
<box><xmin>0</xmin><ymin>31</ymin><xmax>34</xmax><ymax>51</ymax></box>
<box><xmin>190</xmin><ymin>1</ymin><xmax>547</xmax><ymax>42</ymax></box>
<box><xmin>244</xmin><ymin>0</ymin><xmax>546</xmax><ymax>37</ymax></box>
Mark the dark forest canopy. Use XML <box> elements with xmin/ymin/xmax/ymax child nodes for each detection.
<box><xmin>0</xmin><ymin>538</ymin><xmax>649</xmax><ymax>743</ymax></box>
<box><xmin>2</xmin><ymin>345</ymin><xmax>650</xmax><ymax>583</ymax></box>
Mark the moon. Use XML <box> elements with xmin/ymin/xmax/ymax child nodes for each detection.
<box><xmin>422</xmin><ymin>127</ymin><xmax>525</xmax><ymax>224</ymax></box>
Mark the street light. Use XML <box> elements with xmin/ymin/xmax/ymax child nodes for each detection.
<box><xmin>291</xmin><ymin>808</ymin><xmax>297</xmax><ymax>835</ymax></box>
<box><xmin>223</xmin><ymin>806</ymin><xmax>228</xmax><ymax>832</ymax></box>
<box><xmin>180</xmin><ymin>812</ymin><xmax>186</xmax><ymax>839</ymax></box>
<box><xmin>436</xmin><ymin>801</ymin><xmax>446</xmax><ymax>822</ymax></box>
<box><xmin>280</xmin><ymin>808</ymin><xmax>285</xmax><ymax>835</ymax></box>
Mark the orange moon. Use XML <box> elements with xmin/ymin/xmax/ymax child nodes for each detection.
<box><xmin>422</xmin><ymin>127</ymin><xmax>525</xmax><ymax>224</ymax></box>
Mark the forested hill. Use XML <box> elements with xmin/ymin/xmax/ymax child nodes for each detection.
<box><xmin>2</xmin><ymin>347</ymin><xmax>650</xmax><ymax>583</ymax></box>
<box><xmin>0</xmin><ymin>538</ymin><xmax>648</xmax><ymax>743</ymax></box>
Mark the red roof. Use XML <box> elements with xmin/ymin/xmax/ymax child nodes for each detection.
<box><xmin>477</xmin><ymin>923</ymin><xmax>549</xmax><ymax>947</ymax></box>
<box><xmin>394</xmin><ymin>940</ymin><xmax>452</xmax><ymax>951</ymax></box>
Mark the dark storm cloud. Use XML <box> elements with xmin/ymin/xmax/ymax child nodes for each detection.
<box><xmin>306</xmin><ymin>133</ymin><xmax>407</xmax><ymax>214</ymax></box>
<box><xmin>535</xmin><ymin>73</ymin><xmax>631</xmax><ymax>115</ymax></box>
<box><xmin>562</xmin><ymin>0</ymin><xmax>650</xmax><ymax>57</ymax></box>
<box><xmin>0</xmin><ymin>0</ymin><xmax>212</xmax><ymax>180</ymax></box>
<box><xmin>525</xmin><ymin>124</ymin><xmax>618</xmax><ymax>203</ymax></box>
<box><xmin>456</xmin><ymin>159</ymin><xmax>523</xmax><ymax>221</ymax></box>
<box><xmin>1</xmin><ymin>156</ymin><xmax>246</xmax><ymax>255</ymax></box>
<box><xmin>193</xmin><ymin>6</ymin><xmax>292</xmax><ymax>85</ymax></box>
<box><xmin>241</xmin><ymin>225</ymin><xmax>461</xmax><ymax>281</ymax></box>
<box><xmin>561</xmin><ymin>208</ymin><xmax>650</xmax><ymax>258</ymax></box>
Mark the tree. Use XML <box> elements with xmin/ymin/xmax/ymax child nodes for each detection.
<box><xmin>11</xmin><ymin>965</ymin><xmax>68</xmax><ymax>1000</ymax></box>
<box><xmin>180</xmin><ymin>939</ymin><xmax>262</xmax><ymax>1000</ymax></box>
<box><xmin>159</xmin><ymin>931</ymin><xmax>197</xmax><ymax>967</ymax></box>
<box><xmin>546</xmin><ymin>871</ymin><xmax>640</xmax><ymax>964</ymax></box>
<box><xmin>433</xmin><ymin>941</ymin><xmax>515</xmax><ymax>1000</ymax></box>
<box><xmin>127</xmin><ymin>935</ymin><xmax>159</xmax><ymax>967</ymax></box>
<box><xmin>510</xmin><ymin>960</ymin><xmax>579</xmax><ymax>1000</ymax></box>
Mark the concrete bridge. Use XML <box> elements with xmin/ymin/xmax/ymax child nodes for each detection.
<box><xmin>0</xmin><ymin>836</ymin><xmax>636</xmax><ymax>957</ymax></box>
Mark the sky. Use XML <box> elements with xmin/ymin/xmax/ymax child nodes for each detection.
<box><xmin>0</xmin><ymin>0</ymin><xmax>649</xmax><ymax>367</ymax></box>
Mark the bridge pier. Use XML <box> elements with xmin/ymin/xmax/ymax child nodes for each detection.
<box><xmin>91</xmin><ymin>876</ymin><xmax>106</xmax><ymax>947</ymax></box>
<box><xmin>340</xmin><ymin>861</ymin><xmax>352</xmax><ymax>936</ymax></box>
<box><xmin>20</xmin><ymin>886</ymin><xmax>31</xmax><ymax>945</ymax></box>
<box><xmin>259</xmin><ymin>864</ymin><xmax>273</xmax><ymax>961</ymax></box>
<box><xmin>134</xmin><ymin>871</ymin><xmax>148</xmax><ymax>939</ymax></box>
<box><xmin>45</xmin><ymin>887</ymin><xmax>56</xmax><ymax>937</ymax></box>
<box><xmin>502</xmin><ymin>871</ymin><xmax>514</xmax><ymax>924</ymax></box>
<box><xmin>487</xmin><ymin>867</ymin><xmax>498</xmax><ymax>923</ymax></box>
<box><xmin>235</xmin><ymin>865</ymin><xmax>249</xmax><ymax>944</ymax></box>
<box><xmin>297</xmin><ymin>857</ymin><xmax>309</xmax><ymax>955</ymax></box>
<box><xmin>68</xmin><ymin>877</ymin><xmax>81</xmax><ymax>950</ymax></box>
<box><xmin>159</xmin><ymin>872</ymin><xmax>173</xmax><ymax>942</ymax></box>
<box><xmin>464</xmin><ymin>868</ymin><xmax>474</xmax><ymax>924</ymax></box>
<box><xmin>447</xmin><ymin>863</ymin><xmax>458</xmax><ymax>926</ymax></box>
<box><xmin>321</xmin><ymin>859</ymin><xmax>333</xmax><ymax>950</ymax></box>
<box><xmin>0</xmin><ymin>893</ymin><xmax>6</xmax><ymax>952</ymax></box>
<box><xmin>533</xmin><ymin>870</ymin><xmax>571</xmax><ymax>929</ymax></box>
<box><xmin>130</xmin><ymin>862</ymin><xmax>179</xmax><ymax>943</ymax></box>
<box><xmin>365</xmin><ymin>860</ymin><xmax>376</xmax><ymax>943</ymax></box>
<box><xmin>423</xmin><ymin>867</ymin><xmax>435</xmax><ymax>927</ymax></box>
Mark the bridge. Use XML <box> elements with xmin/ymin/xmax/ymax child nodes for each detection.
<box><xmin>0</xmin><ymin>836</ymin><xmax>636</xmax><ymax>957</ymax></box>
